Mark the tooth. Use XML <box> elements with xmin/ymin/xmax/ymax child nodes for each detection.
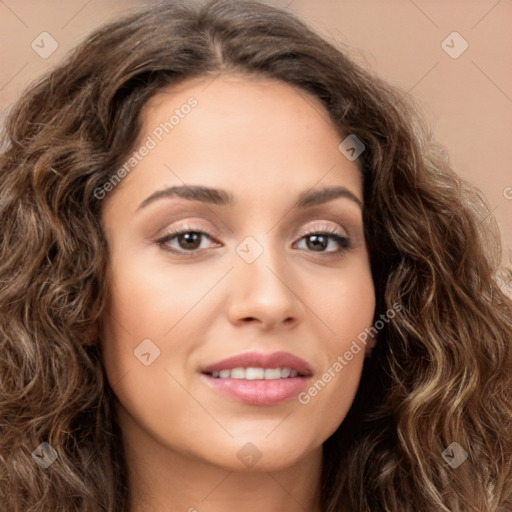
<box><xmin>246</xmin><ymin>367</ymin><xmax>264</xmax><ymax>380</ymax></box>
<box><xmin>230</xmin><ymin>368</ymin><xmax>245</xmax><ymax>379</ymax></box>
<box><xmin>212</xmin><ymin>367</ymin><xmax>300</xmax><ymax>379</ymax></box>
<box><xmin>264</xmin><ymin>368</ymin><xmax>282</xmax><ymax>380</ymax></box>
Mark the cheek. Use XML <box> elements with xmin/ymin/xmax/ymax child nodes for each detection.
<box><xmin>309</xmin><ymin>253</ymin><xmax>375</xmax><ymax>344</ymax></box>
<box><xmin>98</xmin><ymin>253</ymin><xmax>202</xmax><ymax>444</ymax></box>
<box><xmin>296</xmin><ymin>256</ymin><xmax>375</xmax><ymax>430</ymax></box>
<box><xmin>99</xmin><ymin>248</ymin><xmax>227</xmax><ymax>387</ymax></box>
<box><xmin>105</xmin><ymin>247</ymin><xmax>223</xmax><ymax>335</ymax></box>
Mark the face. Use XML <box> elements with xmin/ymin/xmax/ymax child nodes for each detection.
<box><xmin>99</xmin><ymin>73</ymin><xmax>375</xmax><ymax>472</ymax></box>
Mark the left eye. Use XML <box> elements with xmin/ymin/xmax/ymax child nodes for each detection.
<box><xmin>295</xmin><ymin>232</ymin><xmax>351</xmax><ymax>253</ymax></box>
<box><xmin>155</xmin><ymin>228</ymin><xmax>351</xmax><ymax>256</ymax></box>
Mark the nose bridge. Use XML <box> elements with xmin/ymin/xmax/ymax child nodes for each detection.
<box><xmin>228</xmin><ymin>228</ymin><xmax>300</xmax><ymax>325</ymax></box>
<box><xmin>235</xmin><ymin>230</ymin><xmax>287</xmax><ymax>292</ymax></box>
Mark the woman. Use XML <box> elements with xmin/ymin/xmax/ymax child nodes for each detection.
<box><xmin>0</xmin><ymin>1</ymin><xmax>511</xmax><ymax>511</ymax></box>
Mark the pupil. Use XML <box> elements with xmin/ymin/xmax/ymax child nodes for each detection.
<box><xmin>308</xmin><ymin>234</ymin><xmax>327</xmax><ymax>251</ymax></box>
<box><xmin>180</xmin><ymin>232</ymin><xmax>201</xmax><ymax>249</ymax></box>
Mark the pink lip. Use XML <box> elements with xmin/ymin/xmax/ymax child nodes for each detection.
<box><xmin>200</xmin><ymin>351</ymin><xmax>313</xmax><ymax>406</ymax></box>
<box><xmin>201</xmin><ymin>351</ymin><xmax>313</xmax><ymax>375</ymax></box>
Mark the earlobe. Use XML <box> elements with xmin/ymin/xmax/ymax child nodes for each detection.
<box><xmin>84</xmin><ymin>321</ymin><xmax>99</xmax><ymax>346</ymax></box>
<box><xmin>365</xmin><ymin>336</ymin><xmax>377</xmax><ymax>357</ymax></box>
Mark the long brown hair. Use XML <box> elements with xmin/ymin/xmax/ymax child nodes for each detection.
<box><xmin>1</xmin><ymin>1</ymin><xmax>511</xmax><ymax>510</ymax></box>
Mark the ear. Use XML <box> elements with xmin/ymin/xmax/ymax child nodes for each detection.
<box><xmin>83</xmin><ymin>321</ymin><xmax>99</xmax><ymax>346</ymax></box>
<box><xmin>365</xmin><ymin>335</ymin><xmax>377</xmax><ymax>357</ymax></box>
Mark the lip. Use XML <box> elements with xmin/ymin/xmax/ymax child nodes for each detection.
<box><xmin>201</xmin><ymin>351</ymin><xmax>313</xmax><ymax>376</ymax></box>
<box><xmin>200</xmin><ymin>351</ymin><xmax>313</xmax><ymax>406</ymax></box>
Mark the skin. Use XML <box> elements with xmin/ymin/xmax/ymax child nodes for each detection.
<box><xmin>98</xmin><ymin>73</ymin><xmax>376</xmax><ymax>512</ymax></box>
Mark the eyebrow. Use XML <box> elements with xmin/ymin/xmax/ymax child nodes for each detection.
<box><xmin>136</xmin><ymin>184</ymin><xmax>363</xmax><ymax>211</ymax></box>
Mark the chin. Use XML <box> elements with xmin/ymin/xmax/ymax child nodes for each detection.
<box><xmin>202</xmin><ymin>434</ymin><xmax>320</xmax><ymax>473</ymax></box>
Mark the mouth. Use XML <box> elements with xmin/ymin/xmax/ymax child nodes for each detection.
<box><xmin>200</xmin><ymin>351</ymin><xmax>313</xmax><ymax>406</ymax></box>
<box><xmin>205</xmin><ymin>367</ymin><xmax>304</xmax><ymax>379</ymax></box>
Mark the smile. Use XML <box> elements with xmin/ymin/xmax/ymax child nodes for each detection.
<box><xmin>200</xmin><ymin>351</ymin><xmax>313</xmax><ymax>405</ymax></box>
<box><xmin>208</xmin><ymin>367</ymin><xmax>300</xmax><ymax>379</ymax></box>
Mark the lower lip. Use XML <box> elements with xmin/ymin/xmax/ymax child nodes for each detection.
<box><xmin>201</xmin><ymin>374</ymin><xmax>309</xmax><ymax>405</ymax></box>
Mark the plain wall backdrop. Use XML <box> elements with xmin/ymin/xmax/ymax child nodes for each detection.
<box><xmin>1</xmin><ymin>0</ymin><xmax>511</xmax><ymax>263</ymax></box>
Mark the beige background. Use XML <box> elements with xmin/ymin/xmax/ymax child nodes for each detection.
<box><xmin>1</xmin><ymin>0</ymin><xmax>511</xmax><ymax>263</ymax></box>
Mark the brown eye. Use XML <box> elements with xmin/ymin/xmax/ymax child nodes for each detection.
<box><xmin>295</xmin><ymin>230</ymin><xmax>351</xmax><ymax>255</ymax></box>
<box><xmin>175</xmin><ymin>232</ymin><xmax>203</xmax><ymax>250</ymax></box>
<box><xmin>305</xmin><ymin>234</ymin><xmax>329</xmax><ymax>252</ymax></box>
<box><xmin>155</xmin><ymin>226</ymin><xmax>219</xmax><ymax>255</ymax></box>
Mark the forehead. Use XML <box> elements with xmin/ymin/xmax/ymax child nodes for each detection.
<box><xmin>110</xmin><ymin>73</ymin><xmax>362</xmax><ymax>210</ymax></box>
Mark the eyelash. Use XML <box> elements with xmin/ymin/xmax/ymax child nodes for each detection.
<box><xmin>155</xmin><ymin>223</ymin><xmax>352</xmax><ymax>259</ymax></box>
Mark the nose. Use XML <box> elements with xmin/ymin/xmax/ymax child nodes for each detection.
<box><xmin>226</xmin><ymin>240</ymin><xmax>302</xmax><ymax>330</ymax></box>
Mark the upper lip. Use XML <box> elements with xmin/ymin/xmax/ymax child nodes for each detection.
<box><xmin>201</xmin><ymin>351</ymin><xmax>313</xmax><ymax>376</ymax></box>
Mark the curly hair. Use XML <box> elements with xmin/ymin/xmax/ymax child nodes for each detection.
<box><xmin>1</xmin><ymin>1</ymin><xmax>511</xmax><ymax>511</ymax></box>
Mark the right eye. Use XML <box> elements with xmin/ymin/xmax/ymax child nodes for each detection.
<box><xmin>155</xmin><ymin>225</ymin><xmax>221</xmax><ymax>255</ymax></box>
